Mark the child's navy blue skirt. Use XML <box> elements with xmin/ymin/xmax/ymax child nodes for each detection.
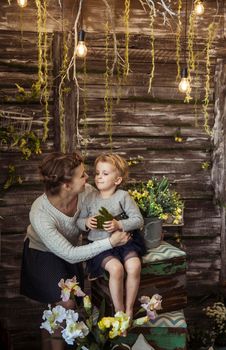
<box><xmin>20</xmin><ymin>238</ymin><xmax>84</xmax><ymax>304</ymax></box>
<box><xmin>86</xmin><ymin>230</ymin><xmax>146</xmax><ymax>280</ymax></box>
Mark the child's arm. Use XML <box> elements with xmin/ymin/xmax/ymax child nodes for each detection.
<box><xmin>77</xmin><ymin>200</ymin><xmax>97</xmax><ymax>231</ymax></box>
<box><xmin>117</xmin><ymin>192</ymin><xmax>144</xmax><ymax>232</ymax></box>
<box><xmin>103</xmin><ymin>191</ymin><xmax>144</xmax><ymax>233</ymax></box>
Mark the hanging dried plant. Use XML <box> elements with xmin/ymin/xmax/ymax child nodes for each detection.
<box><xmin>35</xmin><ymin>0</ymin><xmax>50</xmax><ymax>142</ymax></box>
<box><xmin>116</xmin><ymin>60</ymin><xmax>123</xmax><ymax>104</ymax></box>
<box><xmin>58</xmin><ymin>32</ymin><xmax>70</xmax><ymax>153</ymax></box>
<box><xmin>176</xmin><ymin>0</ymin><xmax>182</xmax><ymax>82</ymax></box>
<box><xmin>148</xmin><ymin>7</ymin><xmax>155</xmax><ymax>93</ymax></box>
<box><xmin>123</xmin><ymin>0</ymin><xmax>130</xmax><ymax>78</ymax></box>
<box><xmin>81</xmin><ymin>56</ymin><xmax>89</xmax><ymax>157</ymax></box>
<box><xmin>188</xmin><ymin>8</ymin><xmax>195</xmax><ymax>73</ymax></box>
<box><xmin>203</xmin><ymin>22</ymin><xmax>217</xmax><ymax>136</ymax></box>
<box><xmin>104</xmin><ymin>19</ymin><xmax>113</xmax><ymax>148</ymax></box>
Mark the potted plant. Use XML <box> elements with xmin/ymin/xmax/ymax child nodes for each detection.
<box><xmin>204</xmin><ymin>302</ymin><xmax>226</xmax><ymax>349</ymax></box>
<box><xmin>127</xmin><ymin>177</ymin><xmax>184</xmax><ymax>249</ymax></box>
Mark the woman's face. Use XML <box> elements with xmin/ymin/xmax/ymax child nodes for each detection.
<box><xmin>68</xmin><ymin>163</ymin><xmax>88</xmax><ymax>194</ymax></box>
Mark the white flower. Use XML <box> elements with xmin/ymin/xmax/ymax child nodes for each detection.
<box><xmin>40</xmin><ymin>305</ymin><xmax>66</xmax><ymax>334</ymax></box>
<box><xmin>62</xmin><ymin>319</ymin><xmax>89</xmax><ymax>345</ymax></box>
<box><xmin>66</xmin><ymin>309</ymin><xmax>79</xmax><ymax>322</ymax></box>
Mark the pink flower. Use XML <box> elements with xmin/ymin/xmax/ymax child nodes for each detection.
<box><xmin>58</xmin><ymin>276</ymin><xmax>86</xmax><ymax>302</ymax></box>
<box><xmin>139</xmin><ymin>294</ymin><xmax>162</xmax><ymax>320</ymax></box>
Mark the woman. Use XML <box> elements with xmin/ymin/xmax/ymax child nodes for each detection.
<box><xmin>20</xmin><ymin>152</ymin><xmax>130</xmax><ymax>350</ymax></box>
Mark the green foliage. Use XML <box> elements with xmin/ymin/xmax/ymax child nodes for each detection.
<box><xmin>96</xmin><ymin>207</ymin><xmax>113</xmax><ymax>229</ymax></box>
<box><xmin>15</xmin><ymin>83</ymin><xmax>41</xmax><ymax>102</ymax></box>
<box><xmin>0</xmin><ymin>125</ymin><xmax>42</xmax><ymax>160</ymax></box>
<box><xmin>3</xmin><ymin>165</ymin><xmax>23</xmax><ymax>190</ymax></box>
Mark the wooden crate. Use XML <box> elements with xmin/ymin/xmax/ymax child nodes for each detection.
<box><xmin>91</xmin><ymin>242</ymin><xmax>187</xmax><ymax>314</ymax></box>
<box><xmin>113</xmin><ymin>310</ymin><xmax>187</xmax><ymax>350</ymax></box>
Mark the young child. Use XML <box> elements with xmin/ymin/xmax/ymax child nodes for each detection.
<box><xmin>77</xmin><ymin>153</ymin><xmax>145</xmax><ymax>319</ymax></box>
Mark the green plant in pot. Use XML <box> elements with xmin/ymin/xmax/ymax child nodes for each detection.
<box><xmin>127</xmin><ymin>177</ymin><xmax>184</xmax><ymax>249</ymax></box>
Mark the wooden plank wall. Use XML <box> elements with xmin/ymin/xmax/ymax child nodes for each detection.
<box><xmin>0</xmin><ymin>0</ymin><xmax>225</xmax><ymax>349</ymax></box>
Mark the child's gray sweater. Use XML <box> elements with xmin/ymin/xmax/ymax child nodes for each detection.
<box><xmin>77</xmin><ymin>189</ymin><xmax>144</xmax><ymax>240</ymax></box>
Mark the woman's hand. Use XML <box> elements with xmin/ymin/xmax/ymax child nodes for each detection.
<box><xmin>85</xmin><ymin>217</ymin><xmax>97</xmax><ymax>230</ymax></box>
<box><xmin>109</xmin><ymin>230</ymin><xmax>131</xmax><ymax>247</ymax></box>
<box><xmin>103</xmin><ymin>219</ymin><xmax>122</xmax><ymax>233</ymax></box>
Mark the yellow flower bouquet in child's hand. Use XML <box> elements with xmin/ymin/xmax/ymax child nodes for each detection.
<box><xmin>40</xmin><ymin>276</ymin><xmax>162</xmax><ymax>349</ymax></box>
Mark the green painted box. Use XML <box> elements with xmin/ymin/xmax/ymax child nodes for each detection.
<box><xmin>91</xmin><ymin>242</ymin><xmax>187</xmax><ymax>314</ymax></box>
<box><xmin>114</xmin><ymin>310</ymin><xmax>187</xmax><ymax>350</ymax></box>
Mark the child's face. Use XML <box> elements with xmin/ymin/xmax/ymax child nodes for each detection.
<box><xmin>95</xmin><ymin>161</ymin><xmax>122</xmax><ymax>192</ymax></box>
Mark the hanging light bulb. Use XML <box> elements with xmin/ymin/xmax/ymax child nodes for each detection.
<box><xmin>76</xmin><ymin>30</ymin><xmax>88</xmax><ymax>58</ymax></box>
<box><xmin>194</xmin><ymin>0</ymin><xmax>205</xmax><ymax>16</ymax></box>
<box><xmin>179</xmin><ymin>67</ymin><xmax>190</xmax><ymax>93</ymax></box>
<box><xmin>17</xmin><ymin>0</ymin><xmax>28</xmax><ymax>8</ymax></box>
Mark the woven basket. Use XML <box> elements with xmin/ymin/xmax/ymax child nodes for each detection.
<box><xmin>0</xmin><ymin>110</ymin><xmax>33</xmax><ymax>148</ymax></box>
<box><xmin>0</xmin><ymin>110</ymin><xmax>33</xmax><ymax>133</ymax></box>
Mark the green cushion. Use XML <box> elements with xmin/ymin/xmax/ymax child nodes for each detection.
<box><xmin>142</xmin><ymin>241</ymin><xmax>186</xmax><ymax>264</ymax></box>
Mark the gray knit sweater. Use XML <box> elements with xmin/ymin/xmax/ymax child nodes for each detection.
<box><xmin>77</xmin><ymin>189</ymin><xmax>144</xmax><ymax>240</ymax></box>
<box><xmin>25</xmin><ymin>184</ymin><xmax>112</xmax><ymax>263</ymax></box>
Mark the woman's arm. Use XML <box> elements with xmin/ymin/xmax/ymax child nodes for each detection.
<box><xmin>30</xmin><ymin>211</ymin><xmax>129</xmax><ymax>264</ymax></box>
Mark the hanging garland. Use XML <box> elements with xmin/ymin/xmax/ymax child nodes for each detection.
<box><xmin>123</xmin><ymin>0</ymin><xmax>130</xmax><ymax>78</ymax></box>
<box><xmin>203</xmin><ymin>22</ymin><xmax>217</xmax><ymax>136</ymax></box>
<box><xmin>176</xmin><ymin>0</ymin><xmax>182</xmax><ymax>82</ymax></box>
<box><xmin>148</xmin><ymin>7</ymin><xmax>155</xmax><ymax>93</ymax></box>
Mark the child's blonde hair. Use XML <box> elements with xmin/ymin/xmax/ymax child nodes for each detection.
<box><xmin>94</xmin><ymin>153</ymin><xmax>129</xmax><ymax>183</ymax></box>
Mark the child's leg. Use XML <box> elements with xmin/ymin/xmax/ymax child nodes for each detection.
<box><xmin>124</xmin><ymin>257</ymin><xmax>141</xmax><ymax>319</ymax></box>
<box><xmin>104</xmin><ymin>258</ymin><xmax>125</xmax><ymax>313</ymax></box>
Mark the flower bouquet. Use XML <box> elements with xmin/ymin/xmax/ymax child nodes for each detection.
<box><xmin>41</xmin><ymin>276</ymin><xmax>162</xmax><ymax>350</ymax></box>
<box><xmin>128</xmin><ymin>176</ymin><xmax>184</xmax><ymax>225</ymax></box>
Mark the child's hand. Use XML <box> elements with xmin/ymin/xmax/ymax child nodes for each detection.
<box><xmin>103</xmin><ymin>219</ymin><xmax>122</xmax><ymax>233</ymax></box>
<box><xmin>85</xmin><ymin>217</ymin><xmax>97</xmax><ymax>230</ymax></box>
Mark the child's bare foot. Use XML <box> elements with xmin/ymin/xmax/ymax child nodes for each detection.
<box><xmin>126</xmin><ymin>310</ymin><xmax>133</xmax><ymax>323</ymax></box>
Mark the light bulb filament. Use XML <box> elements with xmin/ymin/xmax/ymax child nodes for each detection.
<box><xmin>76</xmin><ymin>41</ymin><xmax>88</xmax><ymax>58</ymax></box>
<box><xmin>17</xmin><ymin>0</ymin><xmax>28</xmax><ymax>8</ymax></box>
<box><xmin>194</xmin><ymin>1</ymin><xmax>205</xmax><ymax>15</ymax></box>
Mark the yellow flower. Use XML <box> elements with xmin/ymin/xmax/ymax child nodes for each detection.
<box><xmin>160</xmin><ymin>213</ymin><xmax>168</xmax><ymax>221</ymax></box>
<box><xmin>83</xmin><ymin>295</ymin><xmax>92</xmax><ymax>310</ymax></box>
<box><xmin>98</xmin><ymin>317</ymin><xmax>115</xmax><ymax>330</ymax></box>
<box><xmin>175</xmin><ymin>136</ymin><xmax>183</xmax><ymax>142</ymax></box>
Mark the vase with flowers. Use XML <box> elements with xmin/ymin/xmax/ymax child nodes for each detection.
<box><xmin>40</xmin><ymin>276</ymin><xmax>162</xmax><ymax>350</ymax></box>
<box><xmin>127</xmin><ymin>176</ymin><xmax>184</xmax><ymax>249</ymax></box>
